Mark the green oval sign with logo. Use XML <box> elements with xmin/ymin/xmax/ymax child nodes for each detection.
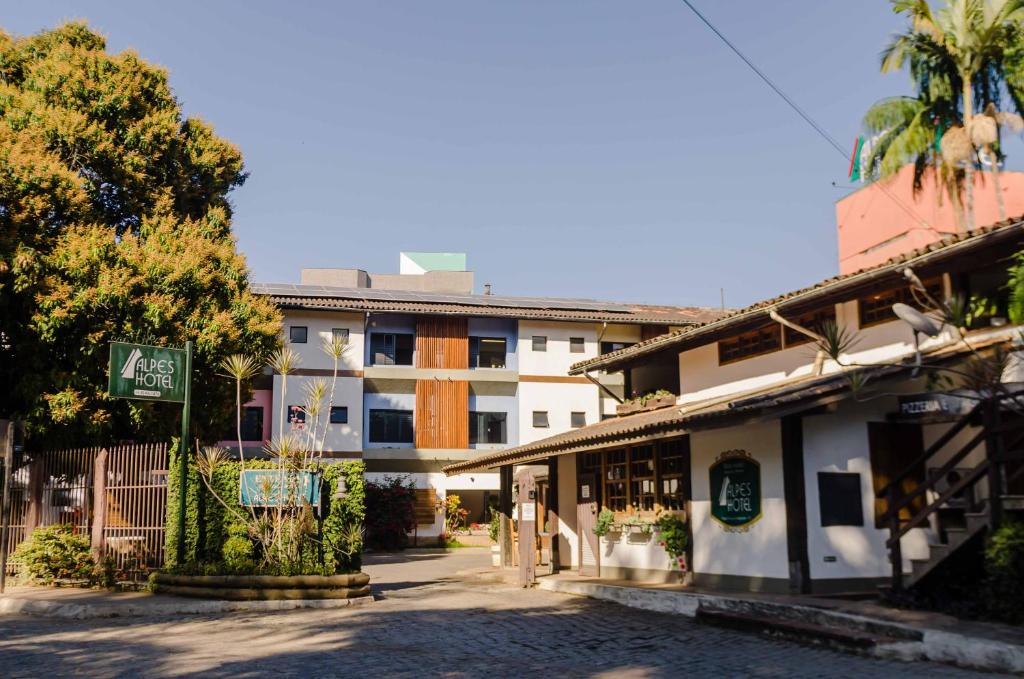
<box><xmin>709</xmin><ymin>450</ymin><xmax>761</xmax><ymax>531</ymax></box>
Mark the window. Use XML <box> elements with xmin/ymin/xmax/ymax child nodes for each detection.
<box><xmin>240</xmin><ymin>406</ymin><xmax>263</xmax><ymax>441</ymax></box>
<box><xmin>579</xmin><ymin>438</ymin><xmax>690</xmax><ymax>514</ymax></box>
<box><xmin>287</xmin><ymin>405</ymin><xmax>306</xmax><ymax>426</ymax></box>
<box><xmin>469</xmin><ymin>412</ymin><xmax>507</xmax><ymax>444</ymax></box>
<box><xmin>569</xmin><ymin>337</ymin><xmax>585</xmax><ymax>353</ymax></box>
<box><xmin>368</xmin><ymin>409</ymin><xmax>414</xmax><ymax>443</ymax></box>
<box><xmin>469</xmin><ymin>337</ymin><xmax>507</xmax><ymax>368</ymax></box>
<box><xmin>332</xmin><ymin>328</ymin><xmax>350</xmax><ymax>345</ymax></box>
<box><xmin>570</xmin><ymin>411</ymin><xmax>586</xmax><ymax>428</ymax></box>
<box><xmin>783</xmin><ymin>307</ymin><xmax>837</xmax><ymax>348</ymax></box>
<box><xmin>604</xmin><ymin>449</ymin><xmax>628</xmax><ymax>511</ymax></box>
<box><xmin>532</xmin><ymin>336</ymin><xmax>547</xmax><ymax>352</ymax></box>
<box><xmin>600</xmin><ymin>341</ymin><xmax>635</xmax><ymax>355</ymax></box>
<box><xmin>859</xmin><ymin>277</ymin><xmax>943</xmax><ymax>328</ymax></box>
<box><xmin>329</xmin><ymin>406</ymin><xmax>348</xmax><ymax>424</ymax></box>
<box><xmin>658</xmin><ymin>438</ymin><xmax>687</xmax><ymax>511</ymax></box>
<box><xmin>370</xmin><ymin>333</ymin><xmax>414</xmax><ymax>365</ymax></box>
<box><xmin>818</xmin><ymin>472</ymin><xmax>864</xmax><ymax>527</ymax></box>
<box><xmin>532</xmin><ymin>411</ymin><xmax>549</xmax><ymax>428</ymax></box>
<box><xmin>629</xmin><ymin>445</ymin><xmax>656</xmax><ymax>511</ymax></box>
<box><xmin>289</xmin><ymin>326</ymin><xmax>308</xmax><ymax>344</ymax></box>
<box><xmin>718</xmin><ymin>325</ymin><xmax>782</xmax><ymax>365</ymax></box>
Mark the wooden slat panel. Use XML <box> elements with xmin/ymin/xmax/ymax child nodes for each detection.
<box><xmin>415</xmin><ymin>379</ymin><xmax>469</xmax><ymax>449</ymax></box>
<box><xmin>415</xmin><ymin>317</ymin><xmax>468</xmax><ymax>369</ymax></box>
<box><xmin>413</xmin><ymin>488</ymin><xmax>437</xmax><ymax>525</ymax></box>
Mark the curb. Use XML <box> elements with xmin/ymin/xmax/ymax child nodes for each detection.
<box><xmin>538</xmin><ymin>579</ymin><xmax>1024</xmax><ymax>675</ymax></box>
<box><xmin>0</xmin><ymin>594</ymin><xmax>374</xmax><ymax>620</ymax></box>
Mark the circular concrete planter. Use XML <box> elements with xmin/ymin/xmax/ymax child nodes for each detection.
<box><xmin>151</xmin><ymin>573</ymin><xmax>371</xmax><ymax>601</ymax></box>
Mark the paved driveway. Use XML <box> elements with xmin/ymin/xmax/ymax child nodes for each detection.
<box><xmin>0</xmin><ymin>549</ymin><xmax>993</xmax><ymax>678</ymax></box>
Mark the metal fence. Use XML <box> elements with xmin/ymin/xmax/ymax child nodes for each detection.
<box><xmin>1</xmin><ymin>443</ymin><xmax>169</xmax><ymax>581</ymax></box>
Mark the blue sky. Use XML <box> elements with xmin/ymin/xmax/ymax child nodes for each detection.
<box><xmin>7</xmin><ymin>2</ymin><xmax>1022</xmax><ymax>308</ymax></box>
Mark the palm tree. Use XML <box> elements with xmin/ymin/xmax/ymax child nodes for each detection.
<box><xmin>865</xmin><ymin>0</ymin><xmax>1024</xmax><ymax>229</ymax></box>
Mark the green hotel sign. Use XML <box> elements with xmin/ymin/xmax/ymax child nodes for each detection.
<box><xmin>709</xmin><ymin>450</ymin><xmax>762</xmax><ymax>531</ymax></box>
<box><xmin>239</xmin><ymin>470</ymin><xmax>321</xmax><ymax>508</ymax></box>
<box><xmin>108</xmin><ymin>342</ymin><xmax>187</xmax><ymax>403</ymax></box>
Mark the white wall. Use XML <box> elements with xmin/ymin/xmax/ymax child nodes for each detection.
<box><xmin>802</xmin><ymin>398</ymin><xmax>931</xmax><ymax>582</ymax></box>
<box><xmin>677</xmin><ymin>301</ymin><xmax>960</xmax><ymax>406</ymax></box>
<box><xmin>690</xmin><ymin>421</ymin><xmax>790</xmax><ymax>583</ymax></box>
<box><xmin>557</xmin><ymin>454</ymin><xmax>579</xmax><ymax>568</ymax></box>
<box><xmin>518</xmin><ymin>382</ymin><xmax>600</xmax><ymax>445</ymax></box>
<box><xmin>281</xmin><ymin>310</ymin><xmax>364</xmax><ymax>371</ymax></box>
<box><xmin>270</xmin><ymin>374</ymin><xmax>363</xmax><ymax>453</ymax></box>
<box><xmin>518</xmin><ymin>320</ymin><xmax>599</xmax><ymax>376</ymax></box>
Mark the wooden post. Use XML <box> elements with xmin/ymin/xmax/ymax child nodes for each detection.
<box><xmin>516</xmin><ymin>468</ymin><xmax>537</xmax><ymax>587</ymax></box>
<box><xmin>90</xmin><ymin>448</ymin><xmax>109</xmax><ymax>564</ymax></box>
<box><xmin>499</xmin><ymin>465</ymin><xmax>513</xmax><ymax>568</ymax></box>
<box><xmin>985</xmin><ymin>398</ymin><xmax>1005</xmax><ymax>528</ymax></box>
<box><xmin>24</xmin><ymin>457</ymin><xmax>43</xmax><ymax>534</ymax></box>
<box><xmin>0</xmin><ymin>421</ymin><xmax>14</xmax><ymax>593</ymax></box>
<box><xmin>548</xmin><ymin>456</ymin><xmax>560</xmax><ymax>575</ymax></box>
<box><xmin>888</xmin><ymin>485</ymin><xmax>902</xmax><ymax>593</ymax></box>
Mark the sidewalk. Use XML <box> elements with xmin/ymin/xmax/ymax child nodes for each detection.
<box><xmin>0</xmin><ymin>584</ymin><xmax>372</xmax><ymax>619</ymax></box>
<box><xmin>462</xmin><ymin>566</ymin><xmax>1024</xmax><ymax>675</ymax></box>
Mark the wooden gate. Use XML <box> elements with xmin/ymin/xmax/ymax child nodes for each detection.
<box><xmin>2</xmin><ymin>443</ymin><xmax>169</xmax><ymax>581</ymax></box>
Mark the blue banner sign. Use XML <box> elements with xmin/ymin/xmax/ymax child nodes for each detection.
<box><xmin>239</xmin><ymin>470</ymin><xmax>321</xmax><ymax>507</ymax></box>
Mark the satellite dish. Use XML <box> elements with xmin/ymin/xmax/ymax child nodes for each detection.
<box><xmin>892</xmin><ymin>303</ymin><xmax>941</xmax><ymax>337</ymax></box>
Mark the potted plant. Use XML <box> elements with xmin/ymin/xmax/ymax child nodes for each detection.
<box><xmin>655</xmin><ymin>512</ymin><xmax>689</xmax><ymax>580</ymax></box>
<box><xmin>488</xmin><ymin>512</ymin><xmax>501</xmax><ymax>567</ymax></box>
<box><xmin>616</xmin><ymin>390</ymin><xmax>677</xmax><ymax>416</ymax></box>
<box><xmin>593</xmin><ymin>508</ymin><xmax>616</xmax><ymax>539</ymax></box>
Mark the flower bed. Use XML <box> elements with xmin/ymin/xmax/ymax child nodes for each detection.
<box><xmin>151</xmin><ymin>572</ymin><xmax>371</xmax><ymax>600</ymax></box>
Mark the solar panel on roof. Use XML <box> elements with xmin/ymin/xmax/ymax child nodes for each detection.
<box><xmin>252</xmin><ymin>282</ymin><xmax>639</xmax><ymax>313</ymax></box>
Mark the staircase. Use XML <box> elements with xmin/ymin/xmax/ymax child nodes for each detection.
<box><xmin>904</xmin><ymin>511</ymin><xmax>987</xmax><ymax>588</ymax></box>
<box><xmin>879</xmin><ymin>399</ymin><xmax>1024</xmax><ymax>593</ymax></box>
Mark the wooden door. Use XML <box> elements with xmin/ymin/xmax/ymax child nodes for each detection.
<box><xmin>576</xmin><ymin>472</ymin><xmax>599</xmax><ymax>577</ymax></box>
<box><xmin>868</xmin><ymin>422</ymin><xmax>926</xmax><ymax>528</ymax></box>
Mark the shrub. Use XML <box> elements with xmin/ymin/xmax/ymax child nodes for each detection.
<box><xmin>655</xmin><ymin>513</ymin><xmax>689</xmax><ymax>571</ymax></box>
<box><xmin>489</xmin><ymin>512</ymin><xmax>500</xmax><ymax>543</ymax></box>
<box><xmin>984</xmin><ymin>521</ymin><xmax>1024</xmax><ymax>623</ymax></box>
<box><xmin>365</xmin><ymin>476</ymin><xmax>416</xmax><ymax>550</ymax></box>
<box><xmin>221</xmin><ymin>522</ymin><xmax>255</xmax><ymax>574</ymax></box>
<box><xmin>593</xmin><ymin>508</ymin><xmax>615</xmax><ymax>537</ymax></box>
<box><xmin>12</xmin><ymin>524</ymin><xmax>95</xmax><ymax>584</ymax></box>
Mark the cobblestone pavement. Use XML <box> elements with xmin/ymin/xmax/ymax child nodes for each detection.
<box><xmin>0</xmin><ymin>550</ymin><xmax>996</xmax><ymax>678</ymax></box>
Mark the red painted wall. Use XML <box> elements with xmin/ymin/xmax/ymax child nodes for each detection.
<box><xmin>836</xmin><ymin>165</ymin><xmax>1024</xmax><ymax>274</ymax></box>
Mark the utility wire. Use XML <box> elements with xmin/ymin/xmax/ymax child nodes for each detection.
<box><xmin>680</xmin><ymin>0</ymin><xmax>938</xmax><ymax>233</ymax></box>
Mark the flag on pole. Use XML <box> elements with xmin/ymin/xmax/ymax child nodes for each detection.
<box><xmin>848</xmin><ymin>136</ymin><xmax>864</xmax><ymax>182</ymax></box>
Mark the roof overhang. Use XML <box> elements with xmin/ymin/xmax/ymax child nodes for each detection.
<box><xmin>447</xmin><ymin>326</ymin><xmax>1021</xmax><ymax>475</ymax></box>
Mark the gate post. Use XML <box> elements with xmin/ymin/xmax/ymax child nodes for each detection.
<box><xmin>90</xmin><ymin>448</ymin><xmax>109</xmax><ymax>563</ymax></box>
<box><xmin>516</xmin><ymin>468</ymin><xmax>537</xmax><ymax>587</ymax></box>
<box><xmin>24</xmin><ymin>458</ymin><xmax>43</xmax><ymax>534</ymax></box>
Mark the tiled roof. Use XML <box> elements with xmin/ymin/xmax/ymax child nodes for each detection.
<box><xmin>445</xmin><ymin>325</ymin><xmax>1019</xmax><ymax>474</ymax></box>
<box><xmin>253</xmin><ymin>285</ymin><xmax>724</xmax><ymax>326</ymax></box>
<box><xmin>569</xmin><ymin>216</ymin><xmax>1024</xmax><ymax>374</ymax></box>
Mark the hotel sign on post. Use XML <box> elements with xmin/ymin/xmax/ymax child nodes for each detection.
<box><xmin>709</xmin><ymin>450</ymin><xmax>762</xmax><ymax>532</ymax></box>
<box><xmin>108</xmin><ymin>342</ymin><xmax>187</xmax><ymax>403</ymax></box>
<box><xmin>107</xmin><ymin>340</ymin><xmax>193</xmax><ymax>566</ymax></box>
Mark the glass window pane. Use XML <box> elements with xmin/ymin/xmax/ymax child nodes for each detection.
<box><xmin>289</xmin><ymin>326</ymin><xmax>308</xmax><ymax>344</ymax></box>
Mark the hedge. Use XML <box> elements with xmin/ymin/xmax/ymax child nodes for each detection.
<box><xmin>164</xmin><ymin>440</ymin><xmax>365</xmax><ymax>574</ymax></box>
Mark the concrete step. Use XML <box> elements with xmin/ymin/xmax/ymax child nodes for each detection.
<box><xmin>695</xmin><ymin>607</ymin><xmax>906</xmax><ymax>651</ymax></box>
<box><xmin>965</xmin><ymin>512</ymin><xmax>989</xmax><ymax>533</ymax></box>
<box><xmin>1002</xmin><ymin>495</ymin><xmax>1024</xmax><ymax>511</ymax></box>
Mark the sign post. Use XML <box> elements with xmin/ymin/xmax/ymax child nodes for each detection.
<box><xmin>177</xmin><ymin>341</ymin><xmax>192</xmax><ymax>566</ymax></box>
<box><xmin>107</xmin><ymin>340</ymin><xmax>191</xmax><ymax>565</ymax></box>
